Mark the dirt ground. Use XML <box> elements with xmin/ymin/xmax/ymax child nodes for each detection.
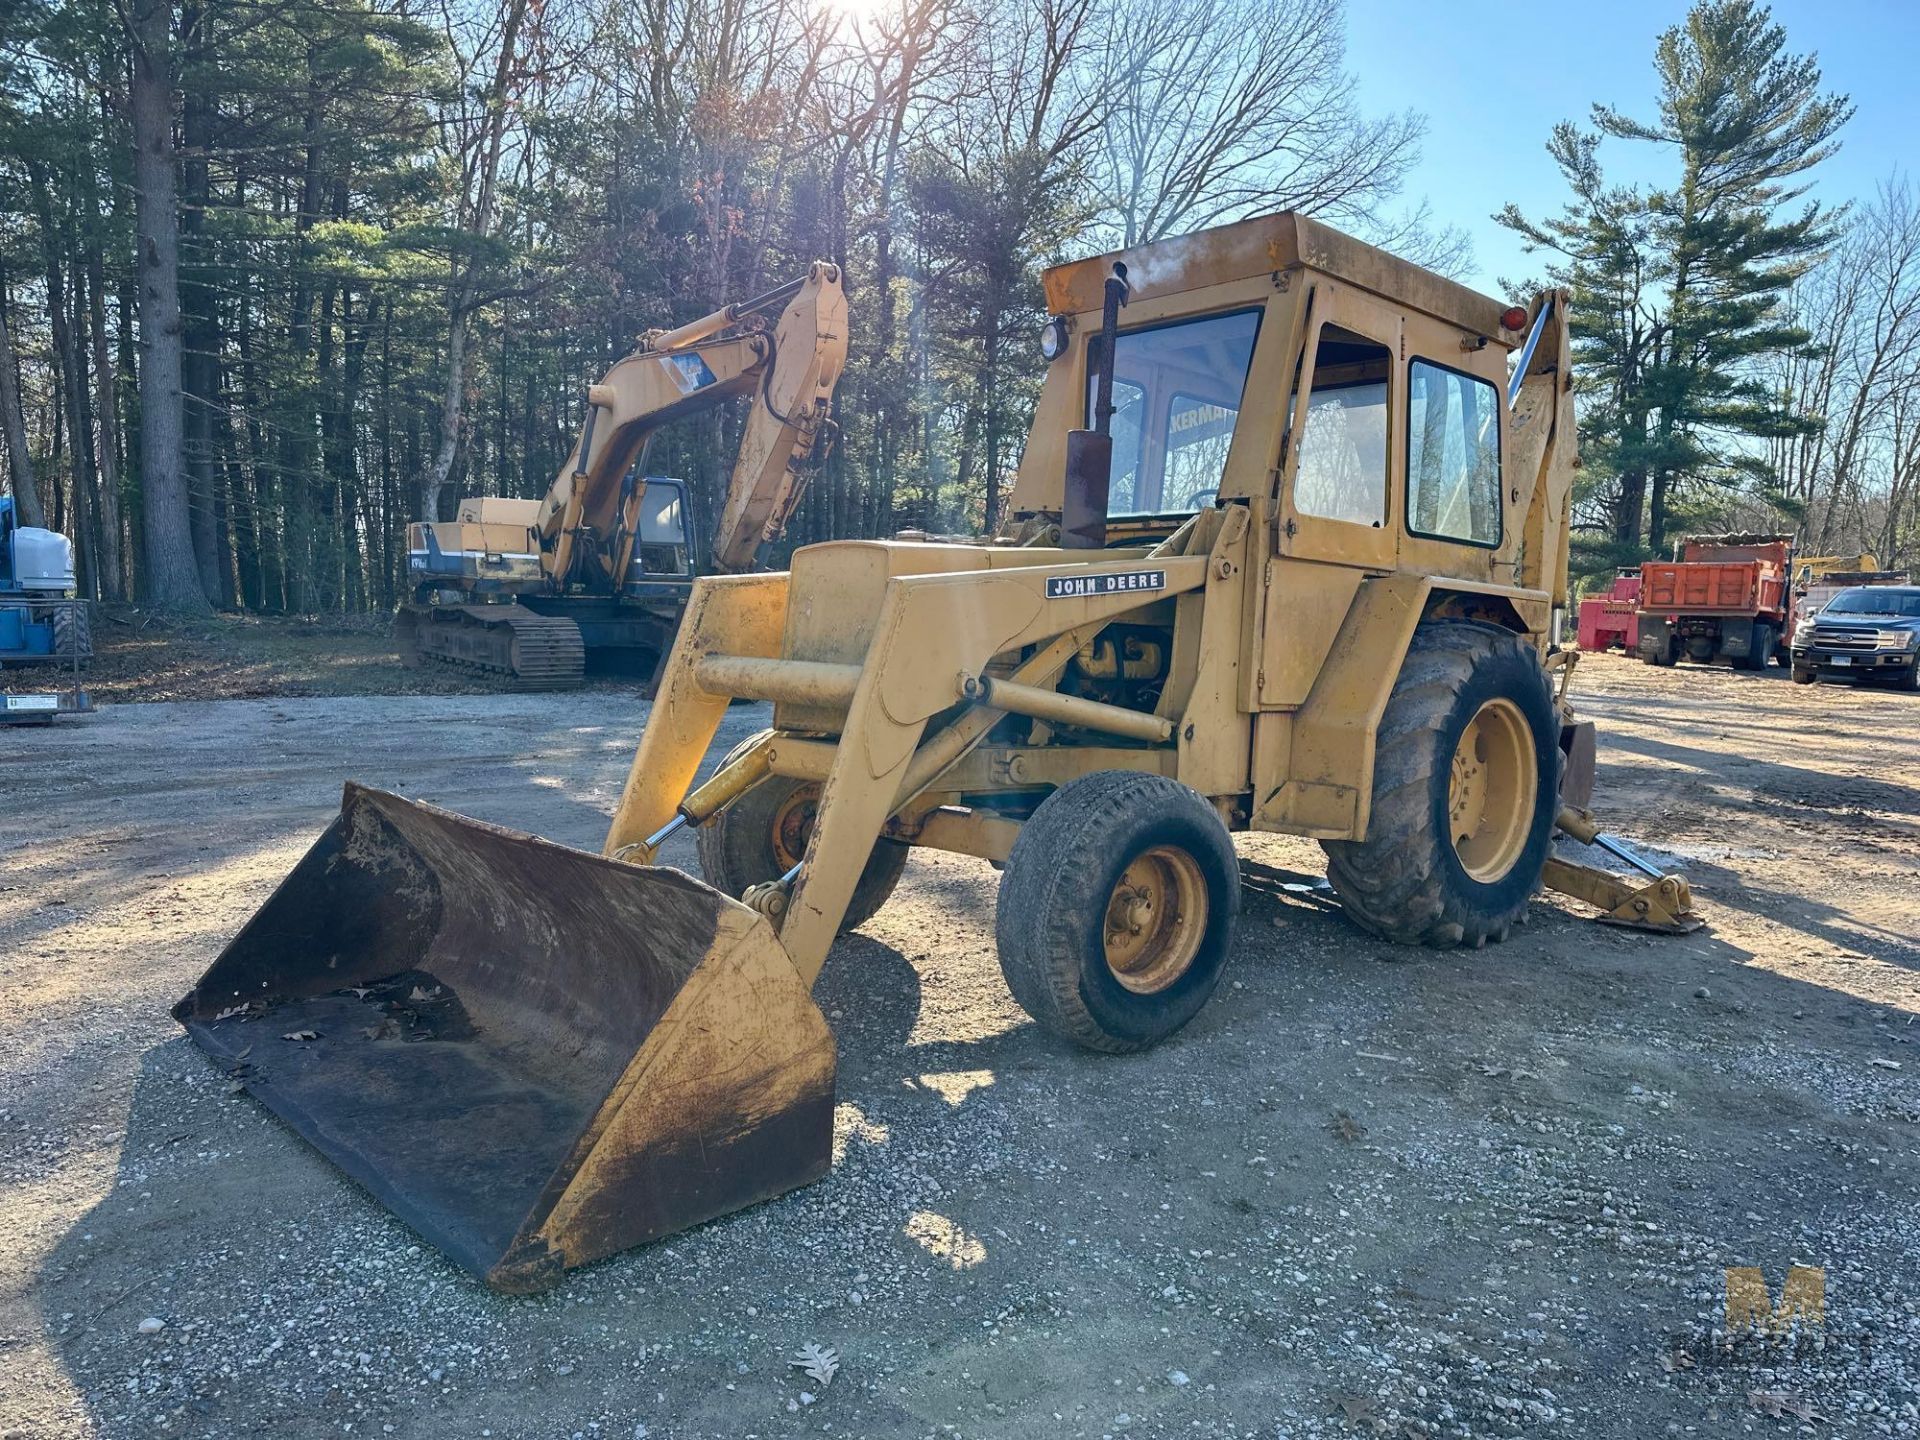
<box><xmin>2</xmin><ymin>650</ymin><xmax>1917</xmax><ymax>1439</ymax></box>
<box><xmin>1</xmin><ymin>608</ymin><xmax>505</xmax><ymax>705</ymax></box>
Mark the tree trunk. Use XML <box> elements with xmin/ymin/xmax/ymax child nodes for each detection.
<box><xmin>87</xmin><ymin>246</ymin><xmax>127</xmax><ymax>599</ymax></box>
<box><xmin>1648</xmin><ymin>470</ymin><xmax>1673</xmax><ymax>558</ymax></box>
<box><xmin>30</xmin><ymin>163</ymin><xmax>102</xmax><ymax>597</ymax></box>
<box><xmin>180</xmin><ymin>0</ymin><xmax>225</xmax><ymax>604</ymax></box>
<box><xmin>0</xmin><ymin>273</ymin><xmax>45</xmax><ymax>529</ymax></box>
<box><xmin>128</xmin><ymin>0</ymin><xmax>210</xmax><ymax>612</ymax></box>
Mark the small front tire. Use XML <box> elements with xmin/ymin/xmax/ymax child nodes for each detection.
<box><xmin>696</xmin><ymin>732</ymin><xmax>907</xmax><ymax>931</ymax></box>
<box><xmin>995</xmin><ymin>771</ymin><xmax>1239</xmax><ymax>1053</ymax></box>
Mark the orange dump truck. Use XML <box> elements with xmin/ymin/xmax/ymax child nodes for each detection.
<box><xmin>1635</xmin><ymin>534</ymin><xmax>1793</xmax><ymax>670</ymax></box>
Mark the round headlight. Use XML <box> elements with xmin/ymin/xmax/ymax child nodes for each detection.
<box><xmin>1039</xmin><ymin>316</ymin><xmax>1069</xmax><ymax>362</ymax></box>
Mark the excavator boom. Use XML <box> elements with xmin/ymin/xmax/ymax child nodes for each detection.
<box><xmin>399</xmin><ymin>264</ymin><xmax>847</xmax><ymax>686</ymax></box>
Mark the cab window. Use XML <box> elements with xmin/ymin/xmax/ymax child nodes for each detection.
<box><xmin>1406</xmin><ymin>359</ymin><xmax>1500</xmax><ymax>546</ymax></box>
<box><xmin>638</xmin><ymin>483</ymin><xmax>686</xmax><ymax>544</ymax></box>
<box><xmin>1089</xmin><ymin>309</ymin><xmax>1261</xmax><ymax>517</ymax></box>
<box><xmin>1289</xmin><ymin>325</ymin><xmax>1390</xmax><ymax>526</ymax></box>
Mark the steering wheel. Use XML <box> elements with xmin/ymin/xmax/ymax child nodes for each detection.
<box><xmin>1185</xmin><ymin>487</ymin><xmax>1219</xmax><ymax>508</ymax></box>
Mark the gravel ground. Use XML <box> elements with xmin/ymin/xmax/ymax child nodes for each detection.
<box><xmin>1</xmin><ymin>652</ymin><xmax>1917</xmax><ymax>1439</ymax></box>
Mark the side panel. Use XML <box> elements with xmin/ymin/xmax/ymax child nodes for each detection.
<box><xmin>1252</xmin><ymin>572</ymin><xmax>1428</xmax><ymax>839</ymax></box>
<box><xmin>1256</xmin><ymin>558</ymin><xmax>1366</xmax><ymax>709</ymax></box>
<box><xmin>1172</xmin><ymin>506</ymin><xmax>1254</xmax><ymax>798</ymax></box>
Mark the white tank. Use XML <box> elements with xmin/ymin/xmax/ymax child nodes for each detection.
<box><xmin>10</xmin><ymin>526</ymin><xmax>76</xmax><ymax>593</ymax></box>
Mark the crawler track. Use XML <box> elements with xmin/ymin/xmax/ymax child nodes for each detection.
<box><xmin>395</xmin><ymin>603</ymin><xmax>586</xmax><ymax>691</ymax></box>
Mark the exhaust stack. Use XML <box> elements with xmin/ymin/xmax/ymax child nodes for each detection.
<box><xmin>1061</xmin><ymin>263</ymin><xmax>1130</xmax><ymax>549</ymax></box>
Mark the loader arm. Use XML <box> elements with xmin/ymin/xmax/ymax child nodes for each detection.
<box><xmin>538</xmin><ymin>264</ymin><xmax>847</xmax><ymax>592</ymax></box>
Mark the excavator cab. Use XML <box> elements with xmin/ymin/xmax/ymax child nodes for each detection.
<box><xmin>181</xmin><ymin>214</ymin><xmax>1698</xmax><ymax>1291</ymax></box>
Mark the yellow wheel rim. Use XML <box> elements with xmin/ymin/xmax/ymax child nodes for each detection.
<box><xmin>1102</xmin><ymin>846</ymin><xmax>1207</xmax><ymax>994</ymax></box>
<box><xmin>770</xmin><ymin>786</ymin><xmax>820</xmax><ymax>871</ymax></box>
<box><xmin>1447</xmin><ymin>697</ymin><xmax>1536</xmax><ymax>884</ymax></box>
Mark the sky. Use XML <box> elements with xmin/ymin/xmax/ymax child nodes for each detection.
<box><xmin>1342</xmin><ymin>0</ymin><xmax>1920</xmax><ymax>295</ymax></box>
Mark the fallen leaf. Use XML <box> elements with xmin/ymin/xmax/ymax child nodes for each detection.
<box><xmin>348</xmin><ymin>987</ymin><xmax>372</xmax><ymax>999</ymax></box>
<box><xmin>1329</xmin><ymin>1110</ymin><xmax>1366</xmax><ymax>1143</ymax></box>
<box><xmin>1333</xmin><ymin>1394</ymin><xmax>1376</xmax><ymax>1425</ymax></box>
<box><xmin>409</xmin><ymin>985</ymin><xmax>443</xmax><ymax>1002</ymax></box>
<box><xmin>1748</xmin><ymin>1388</ymin><xmax>1822</xmax><ymax>1421</ymax></box>
<box><xmin>790</xmin><ymin>1342</ymin><xmax>839</xmax><ymax>1386</ymax></box>
<box><xmin>281</xmin><ymin>1030</ymin><xmax>319</xmax><ymax>1042</ymax></box>
<box><xmin>1869</xmin><ymin>1057</ymin><xmax>1902</xmax><ymax>1071</ymax></box>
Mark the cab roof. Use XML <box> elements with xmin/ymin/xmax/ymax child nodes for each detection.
<box><xmin>1042</xmin><ymin>211</ymin><xmax>1518</xmax><ymax>346</ymax></box>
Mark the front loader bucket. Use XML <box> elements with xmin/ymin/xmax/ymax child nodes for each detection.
<box><xmin>174</xmin><ymin>783</ymin><xmax>835</xmax><ymax>1293</ymax></box>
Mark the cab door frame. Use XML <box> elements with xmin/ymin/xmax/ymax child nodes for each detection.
<box><xmin>1273</xmin><ymin>280</ymin><xmax>1404</xmax><ymax>573</ymax></box>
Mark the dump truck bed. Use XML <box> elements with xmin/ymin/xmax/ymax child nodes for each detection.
<box><xmin>1638</xmin><ymin>560</ymin><xmax>1788</xmax><ymax>618</ymax></box>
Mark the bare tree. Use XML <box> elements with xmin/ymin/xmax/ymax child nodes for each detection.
<box><xmin>0</xmin><ymin>273</ymin><xmax>44</xmax><ymax>529</ymax></box>
<box><xmin>1770</xmin><ymin>180</ymin><xmax>1920</xmax><ymax>564</ymax></box>
<box><xmin>1089</xmin><ymin>0</ymin><xmax>1422</xmax><ymax>246</ymax></box>
<box><xmin>421</xmin><ymin>0</ymin><xmax>533</xmax><ymax>525</ymax></box>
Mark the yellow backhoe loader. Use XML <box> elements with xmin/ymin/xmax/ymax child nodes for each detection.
<box><xmin>397</xmin><ymin>265</ymin><xmax>847</xmax><ymax>687</ymax></box>
<box><xmin>177</xmin><ymin>212</ymin><xmax>1698</xmax><ymax>1292</ymax></box>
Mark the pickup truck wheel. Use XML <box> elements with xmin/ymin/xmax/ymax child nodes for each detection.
<box><xmin>696</xmin><ymin>731</ymin><xmax>907</xmax><ymax>931</ymax></box>
<box><xmin>995</xmin><ymin>771</ymin><xmax>1239</xmax><ymax>1053</ymax></box>
<box><xmin>1790</xmin><ymin>666</ymin><xmax>1817</xmax><ymax>685</ymax></box>
<box><xmin>1324</xmin><ymin>621</ymin><xmax>1558</xmax><ymax>949</ymax></box>
<box><xmin>1892</xmin><ymin>661</ymin><xmax>1920</xmax><ymax>693</ymax></box>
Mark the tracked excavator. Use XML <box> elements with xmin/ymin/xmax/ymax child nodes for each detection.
<box><xmin>397</xmin><ymin>264</ymin><xmax>848</xmax><ymax>687</ymax></box>
<box><xmin>179</xmin><ymin>213</ymin><xmax>1701</xmax><ymax>1292</ymax></box>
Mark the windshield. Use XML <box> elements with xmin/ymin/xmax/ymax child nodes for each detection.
<box><xmin>1089</xmin><ymin>309</ymin><xmax>1261</xmax><ymax>517</ymax></box>
<box><xmin>638</xmin><ymin>482</ymin><xmax>686</xmax><ymax>544</ymax></box>
<box><xmin>1824</xmin><ymin>587</ymin><xmax>1920</xmax><ymax>618</ymax></box>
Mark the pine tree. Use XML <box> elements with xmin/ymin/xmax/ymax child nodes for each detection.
<box><xmin>1500</xmin><ymin>0</ymin><xmax>1850</xmax><ymax>559</ymax></box>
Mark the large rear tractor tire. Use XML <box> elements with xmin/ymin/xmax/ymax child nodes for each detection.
<box><xmin>1323</xmin><ymin>620</ymin><xmax>1558</xmax><ymax>949</ymax></box>
<box><xmin>995</xmin><ymin>771</ymin><xmax>1239</xmax><ymax>1053</ymax></box>
<box><xmin>695</xmin><ymin>732</ymin><xmax>907</xmax><ymax>932</ymax></box>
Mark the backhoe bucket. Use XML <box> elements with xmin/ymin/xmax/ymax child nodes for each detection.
<box><xmin>173</xmin><ymin>783</ymin><xmax>835</xmax><ymax>1293</ymax></box>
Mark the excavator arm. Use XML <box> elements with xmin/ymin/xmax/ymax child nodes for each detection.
<box><xmin>539</xmin><ymin>263</ymin><xmax>847</xmax><ymax>591</ymax></box>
